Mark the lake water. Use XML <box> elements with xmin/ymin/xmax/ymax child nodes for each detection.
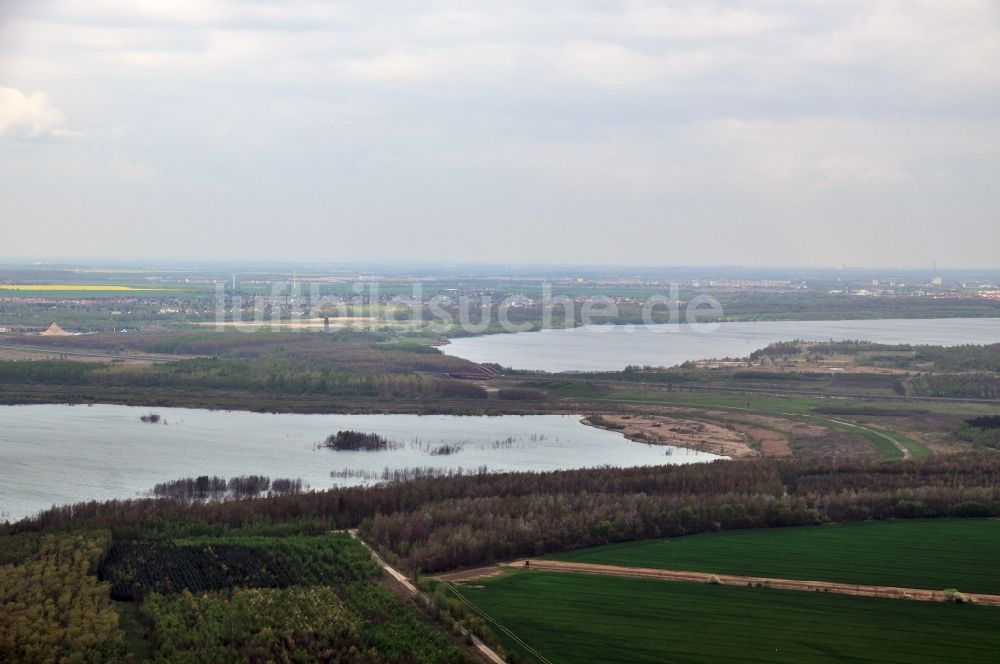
<box><xmin>0</xmin><ymin>404</ymin><xmax>718</xmax><ymax>522</ymax></box>
<box><xmin>442</xmin><ymin>317</ymin><xmax>1000</xmax><ymax>372</ymax></box>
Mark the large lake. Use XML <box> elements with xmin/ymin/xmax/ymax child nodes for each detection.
<box><xmin>0</xmin><ymin>404</ymin><xmax>717</xmax><ymax>522</ymax></box>
<box><xmin>443</xmin><ymin>317</ymin><xmax>1000</xmax><ymax>372</ymax></box>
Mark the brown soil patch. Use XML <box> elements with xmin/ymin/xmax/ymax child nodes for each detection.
<box><xmin>574</xmin><ymin>404</ymin><xmax>879</xmax><ymax>459</ymax></box>
<box><xmin>587</xmin><ymin>413</ymin><xmax>758</xmax><ymax>458</ymax></box>
<box><xmin>741</xmin><ymin>425</ymin><xmax>792</xmax><ymax>456</ymax></box>
<box><xmin>595</xmin><ymin>406</ymin><xmax>799</xmax><ymax>457</ymax></box>
<box><xmin>433</xmin><ymin>565</ymin><xmax>507</xmax><ymax>582</ymax></box>
<box><xmin>789</xmin><ymin>427</ymin><xmax>874</xmax><ymax>457</ymax></box>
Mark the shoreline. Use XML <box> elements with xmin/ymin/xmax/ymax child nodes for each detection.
<box><xmin>581</xmin><ymin>414</ymin><xmax>742</xmax><ymax>459</ymax></box>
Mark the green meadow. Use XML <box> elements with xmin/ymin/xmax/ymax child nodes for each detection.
<box><xmin>547</xmin><ymin>519</ymin><xmax>1000</xmax><ymax>594</ymax></box>
<box><xmin>457</xmin><ymin>570</ymin><xmax>1000</xmax><ymax>664</ymax></box>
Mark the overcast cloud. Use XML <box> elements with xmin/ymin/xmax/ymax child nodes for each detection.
<box><xmin>1</xmin><ymin>1</ymin><xmax>998</xmax><ymax>267</ymax></box>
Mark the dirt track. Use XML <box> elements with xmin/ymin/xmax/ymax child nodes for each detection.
<box><xmin>440</xmin><ymin>560</ymin><xmax>1000</xmax><ymax>606</ymax></box>
<box><xmin>435</xmin><ymin>566</ymin><xmax>509</xmax><ymax>582</ymax></box>
<box><xmin>346</xmin><ymin>530</ymin><xmax>506</xmax><ymax>664</ymax></box>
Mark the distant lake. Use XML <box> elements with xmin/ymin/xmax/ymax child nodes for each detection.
<box><xmin>443</xmin><ymin>317</ymin><xmax>1000</xmax><ymax>372</ymax></box>
<box><xmin>0</xmin><ymin>405</ymin><xmax>718</xmax><ymax>522</ymax></box>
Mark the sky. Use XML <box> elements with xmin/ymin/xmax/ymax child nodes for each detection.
<box><xmin>1</xmin><ymin>1</ymin><xmax>998</xmax><ymax>268</ymax></box>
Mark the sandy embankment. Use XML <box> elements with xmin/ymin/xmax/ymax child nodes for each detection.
<box><xmin>584</xmin><ymin>413</ymin><xmax>760</xmax><ymax>458</ymax></box>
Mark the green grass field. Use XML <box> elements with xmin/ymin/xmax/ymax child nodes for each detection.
<box><xmin>881</xmin><ymin>427</ymin><xmax>932</xmax><ymax>459</ymax></box>
<box><xmin>456</xmin><ymin>571</ymin><xmax>1000</xmax><ymax>664</ymax></box>
<box><xmin>604</xmin><ymin>386</ymin><xmax>998</xmax><ymax>417</ymax></box>
<box><xmin>547</xmin><ymin>519</ymin><xmax>1000</xmax><ymax>594</ymax></box>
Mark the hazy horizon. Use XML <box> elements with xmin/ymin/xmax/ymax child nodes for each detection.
<box><xmin>4</xmin><ymin>258</ymin><xmax>1000</xmax><ymax>280</ymax></box>
<box><xmin>2</xmin><ymin>2</ymin><xmax>999</xmax><ymax>267</ymax></box>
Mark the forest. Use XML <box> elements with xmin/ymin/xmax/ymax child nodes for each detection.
<box><xmin>1</xmin><ymin>529</ymin><xmax>475</xmax><ymax>663</ymax></box>
<box><xmin>1</xmin><ymin>531</ymin><xmax>125</xmax><ymax>662</ymax></box>
<box><xmin>907</xmin><ymin>373</ymin><xmax>1000</xmax><ymax>399</ymax></box>
<box><xmin>3</xmin><ymin>451</ymin><xmax>1000</xmax><ymax>661</ymax></box>
<box><xmin>150</xmin><ymin>475</ymin><xmax>304</xmax><ymax>499</ymax></box>
<box><xmin>956</xmin><ymin>416</ymin><xmax>1000</xmax><ymax>450</ymax></box>
<box><xmin>359</xmin><ymin>454</ymin><xmax>1000</xmax><ymax>572</ymax></box>
<box><xmin>747</xmin><ymin>340</ymin><xmax>1000</xmax><ymax>374</ymax></box>
<box><xmin>142</xmin><ymin>587</ymin><xmax>362</xmax><ymax>663</ymax></box>
<box><xmin>99</xmin><ymin>533</ymin><xmax>378</xmax><ymax>600</ymax></box>
<box><xmin>0</xmin><ymin>357</ymin><xmax>485</xmax><ymax>403</ymax></box>
<box><xmin>8</xmin><ymin>454</ymin><xmax>999</xmax><ymax>577</ymax></box>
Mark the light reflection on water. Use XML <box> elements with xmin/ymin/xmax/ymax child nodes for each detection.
<box><xmin>443</xmin><ymin>318</ymin><xmax>1000</xmax><ymax>372</ymax></box>
<box><xmin>0</xmin><ymin>404</ymin><xmax>720</xmax><ymax>521</ymax></box>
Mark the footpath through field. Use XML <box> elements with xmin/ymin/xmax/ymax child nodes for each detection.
<box><xmin>346</xmin><ymin>530</ymin><xmax>507</xmax><ymax>664</ymax></box>
<box><xmin>490</xmin><ymin>560</ymin><xmax>1000</xmax><ymax>606</ymax></box>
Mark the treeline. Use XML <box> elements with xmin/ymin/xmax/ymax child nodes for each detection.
<box><xmin>754</xmin><ymin>340</ymin><xmax>1000</xmax><ymax>376</ymax></box>
<box><xmin>956</xmin><ymin>416</ymin><xmax>1000</xmax><ymax>450</ymax></box>
<box><xmin>434</xmin><ymin>380</ymin><xmax>488</xmax><ymax>399</ymax></box>
<box><xmin>378</xmin><ymin>466</ymin><xmax>489</xmax><ymax>483</ymax></box>
<box><xmin>19</xmin><ymin>329</ymin><xmax>482</xmax><ymax>376</ymax></box>
<box><xmin>497</xmin><ymin>387</ymin><xmax>545</xmax><ymax>401</ymax></box>
<box><xmin>0</xmin><ymin>357</ymin><xmax>484</xmax><ymax>402</ymax></box>
<box><xmin>854</xmin><ymin>343</ymin><xmax>1000</xmax><ymax>374</ymax></box>
<box><xmin>93</xmin><ymin>358</ymin><xmax>441</xmax><ymax>398</ymax></box>
<box><xmin>0</xmin><ymin>359</ymin><xmax>93</xmax><ymax>384</ymax></box>
<box><xmin>322</xmin><ymin>431</ymin><xmax>399</xmax><ymax>451</ymax></box>
<box><xmin>906</xmin><ymin>373</ymin><xmax>1000</xmax><ymax>399</ymax></box>
<box><xmin>10</xmin><ymin>459</ymin><xmax>787</xmax><ymax>533</ymax></box>
<box><xmin>967</xmin><ymin>415</ymin><xmax>1000</xmax><ymax>429</ymax></box>
<box><xmin>361</xmin><ymin>455</ymin><xmax>1000</xmax><ymax>572</ymax></box>
<box><xmin>812</xmin><ymin>405</ymin><xmax>929</xmax><ymax>417</ymax></box>
<box><xmin>911</xmin><ymin>343</ymin><xmax>1000</xmax><ymax>372</ymax></box>
<box><xmin>11</xmin><ymin>455</ymin><xmax>1000</xmax><ymax>576</ymax></box>
<box><xmin>151</xmin><ymin>475</ymin><xmax>303</xmax><ymax>499</ymax></box>
<box><xmin>749</xmin><ymin>340</ymin><xmax>802</xmax><ymax>360</ymax></box>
